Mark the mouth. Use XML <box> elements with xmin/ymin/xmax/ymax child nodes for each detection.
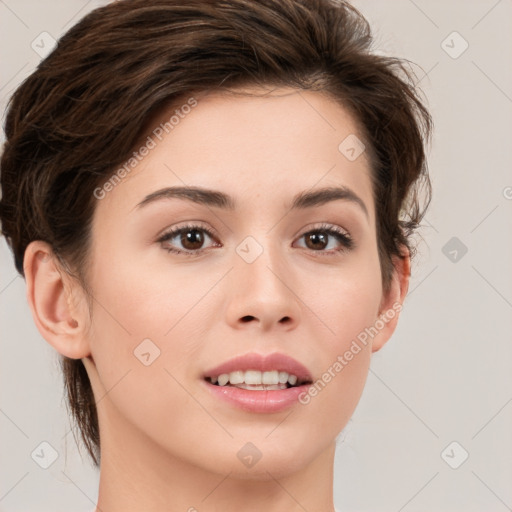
<box><xmin>204</xmin><ymin>369</ymin><xmax>313</xmax><ymax>390</ymax></box>
<box><xmin>202</xmin><ymin>352</ymin><xmax>314</xmax><ymax>413</ymax></box>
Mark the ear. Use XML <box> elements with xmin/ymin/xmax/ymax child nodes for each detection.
<box><xmin>23</xmin><ymin>240</ymin><xmax>92</xmax><ymax>359</ymax></box>
<box><xmin>371</xmin><ymin>246</ymin><xmax>411</xmax><ymax>353</ymax></box>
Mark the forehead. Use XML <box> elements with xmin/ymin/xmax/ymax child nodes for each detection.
<box><xmin>93</xmin><ymin>86</ymin><xmax>374</xmax><ymax>222</ymax></box>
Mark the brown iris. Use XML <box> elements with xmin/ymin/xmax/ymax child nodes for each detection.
<box><xmin>180</xmin><ymin>229</ymin><xmax>205</xmax><ymax>250</ymax></box>
<box><xmin>304</xmin><ymin>231</ymin><xmax>328</xmax><ymax>250</ymax></box>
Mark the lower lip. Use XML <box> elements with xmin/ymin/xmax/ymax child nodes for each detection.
<box><xmin>203</xmin><ymin>380</ymin><xmax>310</xmax><ymax>413</ymax></box>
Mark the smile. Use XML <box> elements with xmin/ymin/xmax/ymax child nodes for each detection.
<box><xmin>202</xmin><ymin>352</ymin><xmax>314</xmax><ymax>413</ymax></box>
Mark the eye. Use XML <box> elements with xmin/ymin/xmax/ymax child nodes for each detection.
<box><xmin>294</xmin><ymin>223</ymin><xmax>354</xmax><ymax>254</ymax></box>
<box><xmin>157</xmin><ymin>222</ymin><xmax>354</xmax><ymax>257</ymax></box>
<box><xmin>157</xmin><ymin>224</ymin><xmax>219</xmax><ymax>256</ymax></box>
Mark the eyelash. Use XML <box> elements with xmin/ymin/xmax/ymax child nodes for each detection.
<box><xmin>157</xmin><ymin>222</ymin><xmax>354</xmax><ymax>257</ymax></box>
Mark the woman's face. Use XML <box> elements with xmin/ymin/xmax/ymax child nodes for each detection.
<box><xmin>81</xmin><ymin>86</ymin><xmax>402</xmax><ymax>479</ymax></box>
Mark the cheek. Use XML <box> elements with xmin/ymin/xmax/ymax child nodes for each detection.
<box><xmin>85</xmin><ymin>255</ymin><xmax>225</xmax><ymax>442</ymax></box>
<box><xmin>88</xmin><ymin>254</ymin><xmax>219</xmax><ymax>354</ymax></box>
<box><xmin>306</xmin><ymin>249</ymin><xmax>382</xmax><ymax>344</ymax></box>
<box><xmin>323</xmin><ymin>276</ymin><xmax>381</xmax><ymax>343</ymax></box>
<box><xmin>85</xmin><ymin>259</ymin><xmax>216</xmax><ymax>454</ymax></box>
<box><xmin>297</xmin><ymin>252</ymin><xmax>382</xmax><ymax>409</ymax></box>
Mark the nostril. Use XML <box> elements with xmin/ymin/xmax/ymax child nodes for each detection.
<box><xmin>241</xmin><ymin>315</ymin><xmax>255</xmax><ymax>322</ymax></box>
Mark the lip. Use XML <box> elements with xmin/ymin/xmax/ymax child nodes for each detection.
<box><xmin>201</xmin><ymin>352</ymin><xmax>313</xmax><ymax>414</ymax></box>
<box><xmin>203</xmin><ymin>380</ymin><xmax>311</xmax><ymax>413</ymax></box>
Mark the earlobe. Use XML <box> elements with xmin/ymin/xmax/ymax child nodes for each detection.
<box><xmin>371</xmin><ymin>247</ymin><xmax>411</xmax><ymax>353</ymax></box>
<box><xmin>24</xmin><ymin>240</ymin><xmax>91</xmax><ymax>359</ymax></box>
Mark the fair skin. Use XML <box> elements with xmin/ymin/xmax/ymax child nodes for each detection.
<box><xmin>24</xmin><ymin>86</ymin><xmax>409</xmax><ymax>512</ymax></box>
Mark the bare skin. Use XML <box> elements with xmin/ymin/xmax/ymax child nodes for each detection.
<box><xmin>24</xmin><ymin>86</ymin><xmax>409</xmax><ymax>512</ymax></box>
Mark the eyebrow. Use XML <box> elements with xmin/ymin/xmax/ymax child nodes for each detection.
<box><xmin>134</xmin><ymin>185</ymin><xmax>369</xmax><ymax>219</ymax></box>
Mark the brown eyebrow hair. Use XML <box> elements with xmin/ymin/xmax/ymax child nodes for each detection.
<box><xmin>134</xmin><ymin>185</ymin><xmax>369</xmax><ymax>219</ymax></box>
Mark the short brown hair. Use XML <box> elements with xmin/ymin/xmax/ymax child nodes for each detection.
<box><xmin>0</xmin><ymin>0</ymin><xmax>432</xmax><ymax>467</ymax></box>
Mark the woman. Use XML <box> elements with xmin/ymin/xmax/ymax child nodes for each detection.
<box><xmin>0</xmin><ymin>0</ymin><xmax>432</xmax><ymax>510</ymax></box>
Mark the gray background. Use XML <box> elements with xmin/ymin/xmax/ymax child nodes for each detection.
<box><xmin>1</xmin><ymin>1</ymin><xmax>511</xmax><ymax>511</ymax></box>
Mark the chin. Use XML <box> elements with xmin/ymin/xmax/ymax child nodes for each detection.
<box><xmin>202</xmin><ymin>435</ymin><xmax>327</xmax><ymax>480</ymax></box>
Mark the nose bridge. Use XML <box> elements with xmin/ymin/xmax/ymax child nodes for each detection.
<box><xmin>235</xmin><ymin>232</ymin><xmax>287</xmax><ymax>292</ymax></box>
<box><xmin>225</xmin><ymin>231</ymin><xmax>301</xmax><ymax>330</ymax></box>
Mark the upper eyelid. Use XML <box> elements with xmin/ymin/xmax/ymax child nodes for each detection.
<box><xmin>301</xmin><ymin>224</ymin><xmax>350</xmax><ymax>236</ymax></box>
<box><xmin>157</xmin><ymin>222</ymin><xmax>217</xmax><ymax>240</ymax></box>
<box><xmin>157</xmin><ymin>222</ymin><xmax>351</xmax><ymax>240</ymax></box>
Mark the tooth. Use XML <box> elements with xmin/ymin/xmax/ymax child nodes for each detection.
<box><xmin>229</xmin><ymin>371</ymin><xmax>244</xmax><ymax>385</ymax></box>
<box><xmin>217</xmin><ymin>373</ymin><xmax>229</xmax><ymax>386</ymax></box>
<box><xmin>213</xmin><ymin>370</ymin><xmax>301</xmax><ymax>387</ymax></box>
<box><xmin>278</xmin><ymin>371</ymin><xmax>289</xmax><ymax>384</ymax></box>
<box><xmin>262</xmin><ymin>370</ymin><xmax>279</xmax><ymax>385</ymax></box>
<box><xmin>244</xmin><ymin>370</ymin><xmax>262</xmax><ymax>385</ymax></box>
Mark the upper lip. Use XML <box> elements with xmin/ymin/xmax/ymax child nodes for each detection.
<box><xmin>202</xmin><ymin>352</ymin><xmax>313</xmax><ymax>382</ymax></box>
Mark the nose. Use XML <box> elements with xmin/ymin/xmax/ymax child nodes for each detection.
<box><xmin>224</xmin><ymin>241</ymin><xmax>302</xmax><ymax>332</ymax></box>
